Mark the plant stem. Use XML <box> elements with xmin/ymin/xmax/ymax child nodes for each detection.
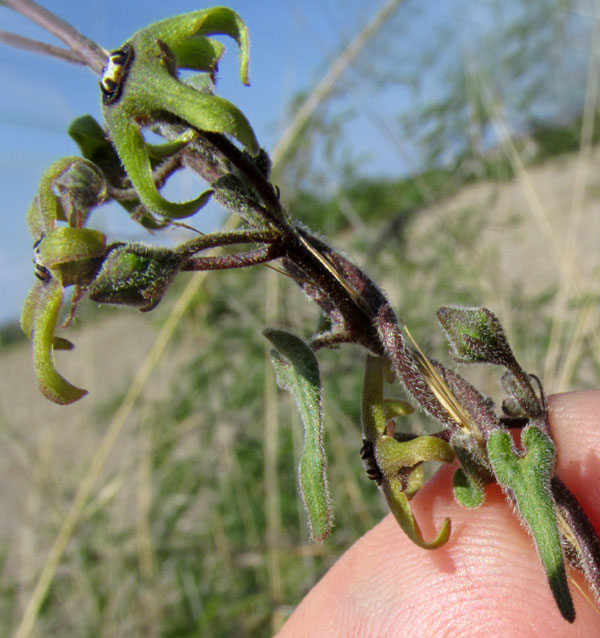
<box><xmin>2</xmin><ymin>0</ymin><xmax>108</xmax><ymax>73</ymax></box>
<box><xmin>182</xmin><ymin>245</ymin><xmax>283</xmax><ymax>271</ymax></box>
<box><xmin>0</xmin><ymin>30</ymin><xmax>84</xmax><ymax>64</ymax></box>
<box><xmin>177</xmin><ymin>229</ymin><xmax>281</xmax><ymax>257</ymax></box>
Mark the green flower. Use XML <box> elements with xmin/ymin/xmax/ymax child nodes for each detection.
<box><xmin>21</xmin><ymin>158</ymin><xmax>108</xmax><ymax>404</ymax></box>
<box><xmin>361</xmin><ymin>356</ymin><xmax>455</xmax><ymax>549</ymax></box>
<box><xmin>100</xmin><ymin>8</ymin><xmax>258</xmax><ymax>221</ymax></box>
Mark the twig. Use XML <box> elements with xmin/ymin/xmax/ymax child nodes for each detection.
<box><xmin>182</xmin><ymin>245</ymin><xmax>283</xmax><ymax>271</ymax></box>
<box><xmin>2</xmin><ymin>0</ymin><xmax>108</xmax><ymax>73</ymax></box>
<box><xmin>0</xmin><ymin>30</ymin><xmax>84</xmax><ymax>64</ymax></box>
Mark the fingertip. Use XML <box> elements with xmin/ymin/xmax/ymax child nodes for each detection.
<box><xmin>549</xmin><ymin>390</ymin><xmax>600</xmax><ymax>528</ymax></box>
<box><xmin>278</xmin><ymin>391</ymin><xmax>600</xmax><ymax>637</ymax></box>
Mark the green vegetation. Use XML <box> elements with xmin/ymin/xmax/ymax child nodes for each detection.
<box><xmin>2</xmin><ymin>1</ymin><xmax>600</xmax><ymax>636</ymax></box>
<box><xmin>2</xmin><ymin>140</ymin><xmax>597</xmax><ymax>634</ymax></box>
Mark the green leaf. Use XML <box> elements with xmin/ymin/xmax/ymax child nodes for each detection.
<box><xmin>487</xmin><ymin>426</ymin><xmax>574</xmax><ymax>622</ymax></box>
<box><xmin>437</xmin><ymin>306</ymin><xmax>518</xmax><ymax>367</ymax></box>
<box><xmin>450</xmin><ymin>431</ymin><xmax>493</xmax><ymax>509</ymax></box>
<box><xmin>264</xmin><ymin>329</ymin><xmax>332</xmax><ymax>542</ymax></box>
<box><xmin>453</xmin><ymin>468</ymin><xmax>485</xmax><ymax>508</ymax></box>
<box><xmin>68</xmin><ymin>115</ymin><xmax>118</xmax><ymax>166</ymax></box>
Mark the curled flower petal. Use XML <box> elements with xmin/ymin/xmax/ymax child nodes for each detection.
<box><xmin>142</xmin><ymin>8</ymin><xmax>250</xmax><ymax>83</ymax></box>
<box><xmin>20</xmin><ymin>281</ymin><xmax>41</xmax><ymax>340</ymax></box>
<box><xmin>157</xmin><ymin>77</ymin><xmax>258</xmax><ymax>154</ymax></box>
<box><xmin>376</xmin><ymin>435</ymin><xmax>455</xmax><ymax>475</ymax></box>
<box><xmin>27</xmin><ymin>158</ymin><xmax>75</xmax><ymax>237</ymax></box>
<box><xmin>382</xmin><ymin>478</ymin><xmax>451</xmax><ymax>549</ymax></box>
<box><xmin>21</xmin><ymin>281</ymin><xmax>74</xmax><ymax>350</ymax></box>
<box><xmin>68</xmin><ymin>115</ymin><xmax>186</xmax><ymax>226</ymax></box>
<box><xmin>169</xmin><ymin>36</ymin><xmax>225</xmax><ymax>73</ymax></box>
<box><xmin>31</xmin><ymin>280</ymin><xmax>87</xmax><ymax>405</ymax></box>
<box><xmin>146</xmin><ymin>130</ymin><xmax>195</xmax><ymax>159</ymax></box>
<box><xmin>103</xmin><ymin>114</ymin><xmax>214</xmax><ymax>219</ymax></box>
<box><xmin>383</xmin><ymin>398</ymin><xmax>414</xmax><ymax>419</ymax></box>
<box><xmin>27</xmin><ymin>157</ymin><xmax>107</xmax><ymax>238</ymax></box>
<box><xmin>362</xmin><ymin>356</ymin><xmax>454</xmax><ymax>548</ymax></box>
<box><xmin>38</xmin><ymin>227</ymin><xmax>106</xmax><ymax>268</ymax></box>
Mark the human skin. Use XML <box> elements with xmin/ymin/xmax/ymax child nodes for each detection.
<box><xmin>277</xmin><ymin>391</ymin><xmax>600</xmax><ymax>638</ymax></box>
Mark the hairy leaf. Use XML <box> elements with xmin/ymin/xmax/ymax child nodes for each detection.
<box><xmin>500</xmin><ymin>370</ymin><xmax>544</xmax><ymax>419</ymax></box>
<box><xmin>264</xmin><ymin>329</ymin><xmax>332</xmax><ymax>542</ymax></box>
<box><xmin>437</xmin><ymin>306</ymin><xmax>518</xmax><ymax>367</ymax></box>
<box><xmin>450</xmin><ymin>431</ymin><xmax>494</xmax><ymax>503</ymax></box>
<box><xmin>488</xmin><ymin>426</ymin><xmax>574</xmax><ymax>622</ymax></box>
<box><xmin>453</xmin><ymin>468</ymin><xmax>485</xmax><ymax>509</ymax></box>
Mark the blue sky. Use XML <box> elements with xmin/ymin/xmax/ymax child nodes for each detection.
<box><xmin>0</xmin><ymin>1</ymin><xmax>586</xmax><ymax>325</ymax></box>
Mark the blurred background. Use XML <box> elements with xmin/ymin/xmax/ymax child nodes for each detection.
<box><xmin>1</xmin><ymin>0</ymin><xmax>600</xmax><ymax>635</ymax></box>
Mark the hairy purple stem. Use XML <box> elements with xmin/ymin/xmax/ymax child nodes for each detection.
<box><xmin>182</xmin><ymin>245</ymin><xmax>283</xmax><ymax>271</ymax></box>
